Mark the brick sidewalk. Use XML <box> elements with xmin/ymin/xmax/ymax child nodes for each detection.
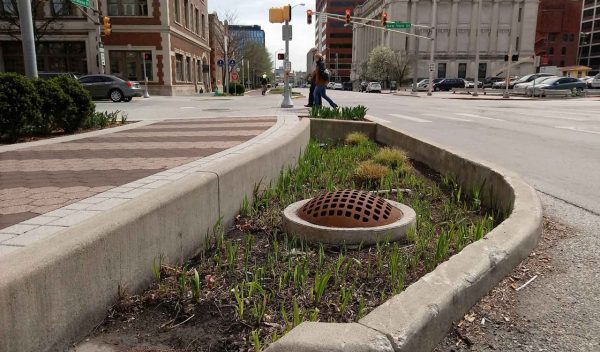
<box><xmin>0</xmin><ymin>117</ymin><xmax>276</xmax><ymax>231</ymax></box>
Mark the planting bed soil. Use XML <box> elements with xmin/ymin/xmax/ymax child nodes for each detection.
<box><xmin>83</xmin><ymin>136</ymin><xmax>501</xmax><ymax>352</ymax></box>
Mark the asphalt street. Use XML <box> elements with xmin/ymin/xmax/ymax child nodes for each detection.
<box><xmin>100</xmin><ymin>90</ymin><xmax>600</xmax><ymax>350</ymax></box>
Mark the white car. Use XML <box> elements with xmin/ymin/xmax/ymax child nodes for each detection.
<box><xmin>332</xmin><ymin>82</ymin><xmax>343</xmax><ymax>90</ymax></box>
<box><xmin>366</xmin><ymin>82</ymin><xmax>382</xmax><ymax>93</ymax></box>
<box><xmin>463</xmin><ymin>80</ymin><xmax>475</xmax><ymax>88</ymax></box>
<box><xmin>513</xmin><ymin>76</ymin><xmax>557</xmax><ymax>95</ymax></box>
<box><xmin>592</xmin><ymin>73</ymin><xmax>600</xmax><ymax>88</ymax></box>
<box><xmin>327</xmin><ymin>82</ymin><xmax>335</xmax><ymax>89</ymax></box>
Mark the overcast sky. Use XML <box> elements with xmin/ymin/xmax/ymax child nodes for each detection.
<box><xmin>208</xmin><ymin>0</ymin><xmax>316</xmax><ymax>72</ymax></box>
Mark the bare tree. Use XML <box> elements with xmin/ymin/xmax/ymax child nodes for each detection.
<box><xmin>0</xmin><ymin>0</ymin><xmax>76</xmax><ymax>45</ymax></box>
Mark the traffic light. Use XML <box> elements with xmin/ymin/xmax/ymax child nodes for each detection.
<box><xmin>269</xmin><ymin>7</ymin><xmax>285</xmax><ymax>23</ymax></box>
<box><xmin>283</xmin><ymin>5</ymin><xmax>291</xmax><ymax>21</ymax></box>
<box><xmin>307</xmin><ymin>9</ymin><xmax>313</xmax><ymax>24</ymax></box>
<box><xmin>102</xmin><ymin>16</ymin><xmax>111</xmax><ymax>36</ymax></box>
<box><xmin>345</xmin><ymin>9</ymin><xmax>351</xmax><ymax>24</ymax></box>
<box><xmin>277</xmin><ymin>53</ymin><xmax>285</xmax><ymax>60</ymax></box>
<box><xmin>382</xmin><ymin>12</ymin><xmax>388</xmax><ymax>26</ymax></box>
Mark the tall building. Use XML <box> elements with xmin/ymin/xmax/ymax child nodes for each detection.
<box><xmin>0</xmin><ymin>0</ymin><xmax>211</xmax><ymax>95</ymax></box>
<box><xmin>315</xmin><ymin>0</ymin><xmax>365</xmax><ymax>82</ymax></box>
<box><xmin>352</xmin><ymin>0</ymin><xmax>539</xmax><ymax>81</ymax></box>
<box><xmin>535</xmin><ymin>0</ymin><xmax>582</xmax><ymax>68</ymax></box>
<box><xmin>209</xmin><ymin>13</ymin><xmax>227</xmax><ymax>92</ymax></box>
<box><xmin>579</xmin><ymin>0</ymin><xmax>600</xmax><ymax>74</ymax></box>
<box><xmin>228</xmin><ymin>25</ymin><xmax>265</xmax><ymax>52</ymax></box>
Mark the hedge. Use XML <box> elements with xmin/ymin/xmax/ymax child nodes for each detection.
<box><xmin>228</xmin><ymin>82</ymin><xmax>245</xmax><ymax>96</ymax></box>
<box><xmin>0</xmin><ymin>73</ymin><xmax>41</xmax><ymax>142</ymax></box>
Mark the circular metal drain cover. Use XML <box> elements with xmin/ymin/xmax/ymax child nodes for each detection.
<box><xmin>297</xmin><ymin>190</ymin><xmax>402</xmax><ymax>228</ymax></box>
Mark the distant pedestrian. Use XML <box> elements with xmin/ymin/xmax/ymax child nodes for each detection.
<box><xmin>305</xmin><ymin>47</ymin><xmax>318</xmax><ymax>107</ymax></box>
<box><xmin>260</xmin><ymin>74</ymin><xmax>268</xmax><ymax>95</ymax></box>
<box><xmin>313</xmin><ymin>53</ymin><xmax>338</xmax><ymax>108</ymax></box>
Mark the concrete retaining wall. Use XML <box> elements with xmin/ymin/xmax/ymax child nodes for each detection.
<box><xmin>267</xmin><ymin>120</ymin><xmax>542</xmax><ymax>352</ymax></box>
<box><xmin>0</xmin><ymin>117</ymin><xmax>310</xmax><ymax>352</ymax></box>
<box><xmin>310</xmin><ymin>118</ymin><xmax>376</xmax><ymax>142</ymax></box>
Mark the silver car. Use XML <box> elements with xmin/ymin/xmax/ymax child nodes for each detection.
<box><xmin>78</xmin><ymin>74</ymin><xmax>143</xmax><ymax>102</ymax></box>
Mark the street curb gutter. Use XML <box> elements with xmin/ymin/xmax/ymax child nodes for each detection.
<box><xmin>267</xmin><ymin>121</ymin><xmax>542</xmax><ymax>352</ymax></box>
<box><xmin>0</xmin><ymin>116</ymin><xmax>310</xmax><ymax>352</ymax></box>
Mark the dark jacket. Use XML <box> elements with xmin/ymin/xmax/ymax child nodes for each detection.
<box><xmin>314</xmin><ymin>60</ymin><xmax>329</xmax><ymax>87</ymax></box>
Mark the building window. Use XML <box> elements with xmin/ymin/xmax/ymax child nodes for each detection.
<box><xmin>194</xmin><ymin>8</ymin><xmax>199</xmax><ymax>33</ymax></box>
<box><xmin>548</xmin><ymin>33</ymin><xmax>556</xmax><ymax>42</ymax></box>
<box><xmin>569</xmin><ymin>33</ymin><xmax>575</xmax><ymax>42</ymax></box>
<box><xmin>174</xmin><ymin>0</ymin><xmax>180</xmax><ymax>22</ymax></box>
<box><xmin>197</xmin><ymin>60</ymin><xmax>202</xmax><ymax>83</ymax></box>
<box><xmin>108</xmin><ymin>0</ymin><xmax>148</xmax><ymax>16</ymax></box>
<box><xmin>549</xmin><ymin>47</ymin><xmax>554</xmax><ymax>55</ymax></box>
<box><xmin>561</xmin><ymin>47</ymin><xmax>566</xmax><ymax>55</ymax></box>
<box><xmin>109</xmin><ymin>51</ymin><xmax>153</xmax><ymax>81</ymax></box>
<box><xmin>176</xmin><ymin>54</ymin><xmax>184</xmax><ymax>81</ymax></box>
<box><xmin>518</xmin><ymin>7</ymin><xmax>522</xmax><ymax>22</ymax></box>
<box><xmin>202</xmin><ymin>14</ymin><xmax>206</xmax><ymax>37</ymax></box>
<box><xmin>559</xmin><ymin>60</ymin><xmax>565</xmax><ymax>67</ymax></box>
<box><xmin>583</xmin><ymin>9</ymin><xmax>594</xmax><ymax>20</ymax></box>
<box><xmin>458</xmin><ymin>63</ymin><xmax>467</xmax><ymax>78</ymax></box>
<box><xmin>186</xmin><ymin>56</ymin><xmax>192</xmax><ymax>81</ymax></box>
<box><xmin>184</xmin><ymin>0</ymin><xmax>189</xmax><ymax>28</ymax></box>
<box><xmin>548</xmin><ymin>60</ymin><xmax>553</xmax><ymax>66</ymax></box>
<box><xmin>1</xmin><ymin>0</ymin><xmax>15</xmax><ymax>15</ymax></box>
<box><xmin>478</xmin><ymin>63</ymin><xmax>487</xmax><ymax>79</ymax></box>
<box><xmin>50</xmin><ymin>0</ymin><xmax>74</xmax><ymax>16</ymax></box>
<box><xmin>437</xmin><ymin>63</ymin><xmax>446</xmax><ymax>78</ymax></box>
<box><xmin>584</xmin><ymin>0</ymin><xmax>594</xmax><ymax>7</ymax></box>
<box><xmin>582</xmin><ymin>22</ymin><xmax>592</xmax><ymax>32</ymax></box>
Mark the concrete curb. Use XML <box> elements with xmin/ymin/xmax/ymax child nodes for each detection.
<box><xmin>266</xmin><ymin>120</ymin><xmax>542</xmax><ymax>352</ymax></box>
<box><xmin>0</xmin><ymin>116</ymin><xmax>310</xmax><ymax>352</ymax></box>
<box><xmin>309</xmin><ymin>118</ymin><xmax>376</xmax><ymax>142</ymax></box>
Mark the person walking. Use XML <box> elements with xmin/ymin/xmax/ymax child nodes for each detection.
<box><xmin>313</xmin><ymin>53</ymin><xmax>338</xmax><ymax>108</ymax></box>
<box><xmin>260</xmin><ymin>74</ymin><xmax>268</xmax><ymax>95</ymax></box>
<box><xmin>305</xmin><ymin>47</ymin><xmax>317</xmax><ymax>107</ymax></box>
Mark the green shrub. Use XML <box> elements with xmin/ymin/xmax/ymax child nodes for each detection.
<box><xmin>228</xmin><ymin>83</ymin><xmax>245</xmax><ymax>95</ymax></box>
<box><xmin>0</xmin><ymin>73</ymin><xmax>41</xmax><ymax>141</ymax></box>
<box><xmin>52</xmin><ymin>76</ymin><xmax>95</xmax><ymax>133</ymax></box>
<box><xmin>309</xmin><ymin>105</ymin><xmax>368</xmax><ymax>121</ymax></box>
<box><xmin>33</xmin><ymin>78</ymin><xmax>73</xmax><ymax>135</ymax></box>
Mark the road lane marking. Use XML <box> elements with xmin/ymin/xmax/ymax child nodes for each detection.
<box><xmin>366</xmin><ymin>115</ymin><xmax>391</xmax><ymax>123</ymax></box>
<box><xmin>389</xmin><ymin>114</ymin><xmax>432</xmax><ymax>123</ymax></box>
<box><xmin>555</xmin><ymin>126</ymin><xmax>600</xmax><ymax>135</ymax></box>
<box><xmin>454</xmin><ymin>113</ymin><xmax>505</xmax><ymax>122</ymax></box>
<box><xmin>421</xmin><ymin>113</ymin><xmax>472</xmax><ymax>122</ymax></box>
<box><xmin>180</xmin><ymin>106</ymin><xmax>197</xmax><ymax>109</ymax></box>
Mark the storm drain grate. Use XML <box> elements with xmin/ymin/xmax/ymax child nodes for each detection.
<box><xmin>297</xmin><ymin>190</ymin><xmax>402</xmax><ymax>228</ymax></box>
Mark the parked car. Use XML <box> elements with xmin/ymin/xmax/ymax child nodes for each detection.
<box><xmin>591</xmin><ymin>73</ymin><xmax>600</xmax><ymax>88</ymax></box>
<box><xmin>463</xmin><ymin>79</ymin><xmax>475</xmax><ymax>88</ymax></box>
<box><xmin>416</xmin><ymin>78</ymin><xmax>443</xmax><ymax>91</ymax></box>
<box><xmin>513</xmin><ymin>75</ymin><xmax>557</xmax><ymax>95</ymax></box>
<box><xmin>482</xmin><ymin>77</ymin><xmax>504</xmax><ymax>88</ymax></box>
<box><xmin>526</xmin><ymin>77</ymin><xmax>586</xmax><ymax>97</ymax></box>
<box><xmin>78</xmin><ymin>74</ymin><xmax>143</xmax><ymax>102</ymax></box>
<box><xmin>38</xmin><ymin>72</ymin><xmax>79</xmax><ymax>80</ymax></box>
<box><xmin>433</xmin><ymin>78</ymin><xmax>465</xmax><ymax>91</ymax></box>
<box><xmin>332</xmin><ymin>82</ymin><xmax>343</xmax><ymax>90</ymax></box>
<box><xmin>510</xmin><ymin>73</ymin><xmax>555</xmax><ymax>89</ymax></box>
<box><xmin>366</xmin><ymin>81</ymin><xmax>382</xmax><ymax>93</ymax></box>
<box><xmin>342</xmin><ymin>82</ymin><xmax>353</xmax><ymax>91</ymax></box>
<box><xmin>327</xmin><ymin>82</ymin><xmax>335</xmax><ymax>89</ymax></box>
<box><xmin>492</xmin><ymin>77</ymin><xmax>519</xmax><ymax>89</ymax></box>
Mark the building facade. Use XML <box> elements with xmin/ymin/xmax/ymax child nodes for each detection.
<box><xmin>315</xmin><ymin>0</ymin><xmax>365</xmax><ymax>82</ymax></box>
<box><xmin>0</xmin><ymin>0</ymin><xmax>211</xmax><ymax>95</ymax></box>
<box><xmin>535</xmin><ymin>0</ymin><xmax>582</xmax><ymax>68</ymax></box>
<box><xmin>209</xmin><ymin>12</ymin><xmax>226</xmax><ymax>92</ymax></box>
<box><xmin>352</xmin><ymin>0</ymin><xmax>539</xmax><ymax>81</ymax></box>
<box><xmin>228</xmin><ymin>25</ymin><xmax>265</xmax><ymax>52</ymax></box>
<box><xmin>579</xmin><ymin>0</ymin><xmax>600</xmax><ymax>74</ymax></box>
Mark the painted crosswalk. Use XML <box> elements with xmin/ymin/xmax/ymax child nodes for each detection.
<box><xmin>389</xmin><ymin>114</ymin><xmax>432</xmax><ymax>123</ymax></box>
<box><xmin>421</xmin><ymin>113</ymin><xmax>472</xmax><ymax>122</ymax></box>
<box><xmin>454</xmin><ymin>113</ymin><xmax>505</xmax><ymax>122</ymax></box>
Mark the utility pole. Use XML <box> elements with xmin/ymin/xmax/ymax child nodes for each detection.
<box><xmin>281</xmin><ymin>18</ymin><xmax>294</xmax><ymax>108</ymax></box>
<box><xmin>503</xmin><ymin>46</ymin><xmax>512</xmax><ymax>99</ymax></box>
<box><xmin>472</xmin><ymin>0</ymin><xmax>482</xmax><ymax>96</ymax></box>
<box><xmin>427</xmin><ymin>0</ymin><xmax>438</xmax><ymax>96</ymax></box>
<box><xmin>18</xmin><ymin>0</ymin><xmax>38</xmax><ymax>78</ymax></box>
<box><xmin>224</xmin><ymin>20</ymin><xmax>229</xmax><ymax>95</ymax></box>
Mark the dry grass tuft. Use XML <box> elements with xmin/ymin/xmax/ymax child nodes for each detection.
<box><xmin>374</xmin><ymin>147</ymin><xmax>407</xmax><ymax>168</ymax></box>
<box><xmin>344</xmin><ymin>132</ymin><xmax>369</xmax><ymax>145</ymax></box>
<box><xmin>354</xmin><ymin>160</ymin><xmax>389</xmax><ymax>184</ymax></box>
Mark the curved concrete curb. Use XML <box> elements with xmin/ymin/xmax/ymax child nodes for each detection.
<box><xmin>0</xmin><ymin>116</ymin><xmax>310</xmax><ymax>352</ymax></box>
<box><xmin>283</xmin><ymin>199</ymin><xmax>416</xmax><ymax>245</ymax></box>
<box><xmin>266</xmin><ymin>121</ymin><xmax>542</xmax><ymax>352</ymax></box>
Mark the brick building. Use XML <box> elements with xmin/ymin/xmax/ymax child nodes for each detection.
<box><xmin>208</xmin><ymin>12</ymin><xmax>226</xmax><ymax>92</ymax></box>
<box><xmin>315</xmin><ymin>0</ymin><xmax>365</xmax><ymax>82</ymax></box>
<box><xmin>535</xmin><ymin>0</ymin><xmax>582</xmax><ymax>68</ymax></box>
<box><xmin>0</xmin><ymin>0</ymin><xmax>211</xmax><ymax>95</ymax></box>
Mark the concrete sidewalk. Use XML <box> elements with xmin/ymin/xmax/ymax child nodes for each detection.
<box><xmin>0</xmin><ymin>117</ymin><xmax>276</xmax><ymax>255</ymax></box>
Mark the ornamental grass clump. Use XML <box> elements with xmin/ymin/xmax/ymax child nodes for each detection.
<box><xmin>354</xmin><ymin>160</ymin><xmax>389</xmax><ymax>185</ymax></box>
<box><xmin>344</xmin><ymin>132</ymin><xmax>370</xmax><ymax>145</ymax></box>
<box><xmin>374</xmin><ymin>147</ymin><xmax>407</xmax><ymax>168</ymax></box>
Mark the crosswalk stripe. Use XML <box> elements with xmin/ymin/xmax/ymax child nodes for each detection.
<box><xmin>421</xmin><ymin>113</ymin><xmax>472</xmax><ymax>122</ymax></box>
<box><xmin>455</xmin><ymin>113</ymin><xmax>505</xmax><ymax>122</ymax></box>
<box><xmin>389</xmin><ymin>114</ymin><xmax>432</xmax><ymax>123</ymax></box>
<box><xmin>366</xmin><ymin>115</ymin><xmax>391</xmax><ymax>123</ymax></box>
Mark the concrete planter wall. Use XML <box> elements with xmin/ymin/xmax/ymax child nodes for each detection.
<box><xmin>266</xmin><ymin>120</ymin><xmax>542</xmax><ymax>352</ymax></box>
<box><xmin>309</xmin><ymin>118</ymin><xmax>376</xmax><ymax>142</ymax></box>
<box><xmin>0</xmin><ymin>117</ymin><xmax>310</xmax><ymax>352</ymax></box>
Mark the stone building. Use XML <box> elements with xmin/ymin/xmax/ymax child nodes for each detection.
<box><xmin>352</xmin><ymin>0</ymin><xmax>539</xmax><ymax>81</ymax></box>
<box><xmin>209</xmin><ymin>12</ymin><xmax>226</xmax><ymax>92</ymax></box>
<box><xmin>0</xmin><ymin>0</ymin><xmax>212</xmax><ymax>95</ymax></box>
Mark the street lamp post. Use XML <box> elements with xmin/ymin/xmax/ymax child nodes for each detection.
<box><xmin>473</xmin><ymin>0</ymin><xmax>482</xmax><ymax>97</ymax></box>
<box><xmin>427</xmin><ymin>0</ymin><xmax>438</xmax><ymax>96</ymax></box>
<box><xmin>281</xmin><ymin>3</ymin><xmax>305</xmax><ymax>108</ymax></box>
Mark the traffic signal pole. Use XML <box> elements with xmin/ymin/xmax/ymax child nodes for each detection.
<box><xmin>281</xmin><ymin>19</ymin><xmax>294</xmax><ymax>108</ymax></box>
<box><xmin>18</xmin><ymin>0</ymin><xmax>38</xmax><ymax>78</ymax></box>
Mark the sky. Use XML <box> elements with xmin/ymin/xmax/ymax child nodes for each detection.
<box><xmin>208</xmin><ymin>0</ymin><xmax>316</xmax><ymax>72</ymax></box>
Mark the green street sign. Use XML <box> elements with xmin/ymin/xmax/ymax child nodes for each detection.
<box><xmin>70</xmin><ymin>0</ymin><xmax>90</xmax><ymax>8</ymax></box>
<box><xmin>386</xmin><ymin>22</ymin><xmax>411</xmax><ymax>29</ymax></box>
